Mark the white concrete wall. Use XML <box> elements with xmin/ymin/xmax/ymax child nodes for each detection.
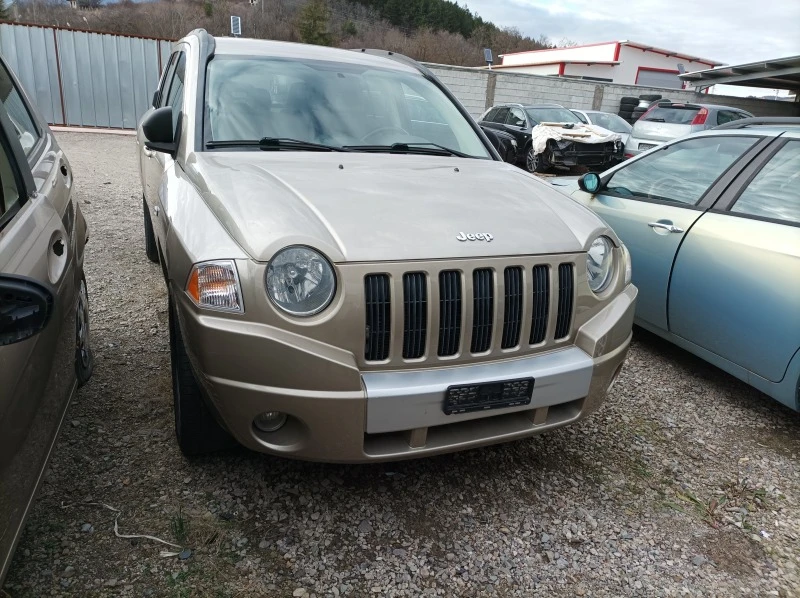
<box><xmin>562</xmin><ymin>63</ymin><xmax>616</xmax><ymax>81</ymax></box>
<box><xmin>500</xmin><ymin>43</ymin><xmax>617</xmax><ymax>66</ymax></box>
<box><xmin>493</xmin><ymin>64</ymin><xmax>560</xmax><ymax>76</ymax></box>
<box><xmin>424</xmin><ymin>63</ymin><xmax>800</xmax><ymax>119</ymax></box>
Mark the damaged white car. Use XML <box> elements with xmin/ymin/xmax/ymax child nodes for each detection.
<box><xmin>479</xmin><ymin>103</ymin><xmax>623</xmax><ymax>173</ymax></box>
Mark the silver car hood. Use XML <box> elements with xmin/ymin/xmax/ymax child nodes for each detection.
<box><xmin>185</xmin><ymin>152</ymin><xmax>608</xmax><ymax>263</ymax></box>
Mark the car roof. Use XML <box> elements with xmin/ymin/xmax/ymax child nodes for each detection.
<box><xmin>207</xmin><ymin>36</ymin><xmax>421</xmax><ymax>75</ymax></box>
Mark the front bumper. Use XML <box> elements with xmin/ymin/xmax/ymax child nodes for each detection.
<box><xmin>547</xmin><ymin>141</ymin><xmax>623</xmax><ymax>168</ymax></box>
<box><xmin>176</xmin><ymin>284</ymin><xmax>637</xmax><ymax>463</ymax></box>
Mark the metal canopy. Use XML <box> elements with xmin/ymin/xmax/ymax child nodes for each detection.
<box><xmin>680</xmin><ymin>55</ymin><xmax>800</xmax><ymax>91</ymax></box>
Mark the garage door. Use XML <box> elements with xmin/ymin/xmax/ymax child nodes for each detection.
<box><xmin>636</xmin><ymin>69</ymin><xmax>683</xmax><ymax>89</ymax></box>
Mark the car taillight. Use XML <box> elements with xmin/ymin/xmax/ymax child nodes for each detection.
<box><xmin>691</xmin><ymin>108</ymin><xmax>708</xmax><ymax>125</ymax></box>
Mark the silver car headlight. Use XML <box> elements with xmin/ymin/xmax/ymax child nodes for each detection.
<box><xmin>587</xmin><ymin>236</ymin><xmax>615</xmax><ymax>294</ymax></box>
<box><xmin>266</xmin><ymin>246</ymin><xmax>336</xmax><ymax>316</ymax></box>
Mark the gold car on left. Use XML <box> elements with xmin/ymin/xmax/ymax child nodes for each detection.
<box><xmin>0</xmin><ymin>57</ymin><xmax>93</xmax><ymax>583</ymax></box>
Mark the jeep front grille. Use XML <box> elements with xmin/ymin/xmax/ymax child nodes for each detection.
<box><xmin>364</xmin><ymin>274</ymin><xmax>391</xmax><ymax>361</ymax></box>
<box><xmin>363</xmin><ymin>259</ymin><xmax>576</xmax><ymax>364</ymax></box>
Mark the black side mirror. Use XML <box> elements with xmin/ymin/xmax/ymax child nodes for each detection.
<box><xmin>578</xmin><ymin>172</ymin><xmax>601</xmax><ymax>194</ymax></box>
<box><xmin>142</xmin><ymin>106</ymin><xmax>178</xmax><ymax>157</ymax></box>
<box><xmin>0</xmin><ymin>276</ymin><xmax>54</xmax><ymax>347</ymax></box>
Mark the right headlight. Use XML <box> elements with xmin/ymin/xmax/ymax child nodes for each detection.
<box><xmin>266</xmin><ymin>246</ymin><xmax>336</xmax><ymax>316</ymax></box>
<box><xmin>587</xmin><ymin>236</ymin><xmax>615</xmax><ymax>294</ymax></box>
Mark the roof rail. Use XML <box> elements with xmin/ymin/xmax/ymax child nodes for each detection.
<box><xmin>714</xmin><ymin>116</ymin><xmax>800</xmax><ymax>130</ymax></box>
<box><xmin>350</xmin><ymin>48</ymin><xmax>431</xmax><ymax>77</ymax></box>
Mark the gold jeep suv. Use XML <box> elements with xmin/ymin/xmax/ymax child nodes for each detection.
<box><xmin>137</xmin><ymin>30</ymin><xmax>637</xmax><ymax>462</ymax></box>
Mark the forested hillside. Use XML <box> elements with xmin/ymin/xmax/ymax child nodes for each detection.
<box><xmin>11</xmin><ymin>0</ymin><xmax>554</xmax><ymax>66</ymax></box>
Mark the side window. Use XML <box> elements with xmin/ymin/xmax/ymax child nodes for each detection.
<box><xmin>157</xmin><ymin>55</ymin><xmax>178</xmax><ymax>108</ymax></box>
<box><xmin>0</xmin><ymin>133</ymin><xmax>22</xmax><ymax>229</ymax></box>
<box><xmin>492</xmin><ymin>107</ymin><xmax>509</xmax><ymax>123</ymax></box>
<box><xmin>0</xmin><ymin>63</ymin><xmax>41</xmax><ymax>157</ymax></box>
<box><xmin>506</xmin><ymin>107</ymin><xmax>526</xmax><ymax>127</ymax></box>
<box><xmin>716</xmin><ymin>110</ymin><xmax>738</xmax><ymax>126</ymax></box>
<box><xmin>482</xmin><ymin>108</ymin><xmax>498</xmax><ymax>123</ymax></box>
<box><xmin>730</xmin><ymin>140</ymin><xmax>800</xmax><ymax>225</ymax></box>
<box><xmin>606</xmin><ymin>136</ymin><xmax>756</xmax><ymax>205</ymax></box>
<box><xmin>164</xmin><ymin>52</ymin><xmax>186</xmax><ymax>130</ymax></box>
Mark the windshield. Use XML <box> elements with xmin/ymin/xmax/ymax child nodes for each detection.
<box><xmin>204</xmin><ymin>56</ymin><xmax>491</xmax><ymax>158</ymax></box>
<box><xmin>525</xmin><ymin>107</ymin><xmax>582</xmax><ymax>125</ymax></box>
<box><xmin>588</xmin><ymin>112</ymin><xmax>632</xmax><ymax>134</ymax></box>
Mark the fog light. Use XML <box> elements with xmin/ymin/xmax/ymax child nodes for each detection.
<box><xmin>254</xmin><ymin>411</ymin><xmax>287</xmax><ymax>433</ymax></box>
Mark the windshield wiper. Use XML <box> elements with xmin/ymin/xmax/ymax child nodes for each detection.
<box><xmin>206</xmin><ymin>137</ymin><xmax>352</xmax><ymax>152</ymax></box>
<box><xmin>345</xmin><ymin>142</ymin><xmax>471</xmax><ymax>158</ymax></box>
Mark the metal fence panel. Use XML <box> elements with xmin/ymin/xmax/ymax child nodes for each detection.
<box><xmin>0</xmin><ymin>23</ymin><xmax>63</xmax><ymax>124</ymax></box>
<box><xmin>1</xmin><ymin>23</ymin><xmax>173</xmax><ymax>128</ymax></box>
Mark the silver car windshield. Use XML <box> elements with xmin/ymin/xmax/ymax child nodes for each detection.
<box><xmin>204</xmin><ymin>56</ymin><xmax>491</xmax><ymax>158</ymax></box>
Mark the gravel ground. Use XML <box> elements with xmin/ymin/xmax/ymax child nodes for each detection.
<box><xmin>3</xmin><ymin>132</ymin><xmax>799</xmax><ymax>598</ymax></box>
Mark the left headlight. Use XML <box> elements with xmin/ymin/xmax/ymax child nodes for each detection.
<box><xmin>587</xmin><ymin>236</ymin><xmax>615</xmax><ymax>294</ymax></box>
<box><xmin>266</xmin><ymin>246</ymin><xmax>336</xmax><ymax>317</ymax></box>
<box><xmin>186</xmin><ymin>260</ymin><xmax>244</xmax><ymax>312</ymax></box>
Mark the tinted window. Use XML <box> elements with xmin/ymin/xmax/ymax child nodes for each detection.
<box><xmin>0</xmin><ymin>135</ymin><xmax>21</xmax><ymax>225</ymax></box>
<box><xmin>716</xmin><ymin>110</ymin><xmax>739</xmax><ymax>126</ymax></box>
<box><xmin>0</xmin><ymin>64</ymin><xmax>40</xmax><ymax>157</ymax></box>
<box><xmin>165</xmin><ymin>53</ymin><xmax>186</xmax><ymax>130</ymax></box>
<box><xmin>641</xmin><ymin>105</ymin><xmax>700</xmax><ymax>124</ymax></box>
<box><xmin>204</xmin><ymin>56</ymin><xmax>491</xmax><ymax>158</ymax></box>
<box><xmin>731</xmin><ymin>140</ymin><xmax>800</xmax><ymax>225</ymax></box>
<box><xmin>506</xmin><ymin>107</ymin><xmax>526</xmax><ymax>127</ymax></box>
<box><xmin>492</xmin><ymin>107</ymin><xmax>509</xmax><ymax>123</ymax></box>
<box><xmin>587</xmin><ymin>112</ymin><xmax>632</xmax><ymax>134</ymax></box>
<box><xmin>606</xmin><ymin>136</ymin><xmax>756</xmax><ymax>205</ymax></box>
<box><xmin>482</xmin><ymin>108</ymin><xmax>498</xmax><ymax>122</ymax></box>
<box><xmin>525</xmin><ymin>107</ymin><xmax>581</xmax><ymax>125</ymax></box>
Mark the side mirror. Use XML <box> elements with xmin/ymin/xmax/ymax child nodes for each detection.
<box><xmin>142</xmin><ymin>106</ymin><xmax>178</xmax><ymax>157</ymax></box>
<box><xmin>578</xmin><ymin>172</ymin><xmax>601</xmax><ymax>194</ymax></box>
<box><xmin>0</xmin><ymin>276</ymin><xmax>54</xmax><ymax>347</ymax></box>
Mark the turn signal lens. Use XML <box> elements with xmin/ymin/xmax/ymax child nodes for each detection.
<box><xmin>186</xmin><ymin>260</ymin><xmax>243</xmax><ymax>312</ymax></box>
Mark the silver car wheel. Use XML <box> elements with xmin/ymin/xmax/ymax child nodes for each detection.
<box><xmin>76</xmin><ymin>279</ymin><xmax>91</xmax><ymax>368</ymax></box>
<box><xmin>526</xmin><ymin>147</ymin><xmax>539</xmax><ymax>173</ymax></box>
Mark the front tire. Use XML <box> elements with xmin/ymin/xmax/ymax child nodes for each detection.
<box><xmin>143</xmin><ymin>197</ymin><xmax>159</xmax><ymax>264</ymax></box>
<box><xmin>75</xmin><ymin>276</ymin><xmax>94</xmax><ymax>387</ymax></box>
<box><xmin>169</xmin><ymin>295</ymin><xmax>234</xmax><ymax>456</ymax></box>
<box><xmin>525</xmin><ymin>146</ymin><xmax>548</xmax><ymax>173</ymax></box>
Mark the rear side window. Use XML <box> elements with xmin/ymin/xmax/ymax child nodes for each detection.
<box><xmin>641</xmin><ymin>106</ymin><xmax>700</xmax><ymax>124</ymax></box>
<box><xmin>606</xmin><ymin>136</ymin><xmax>756</xmax><ymax>205</ymax></box>
<box><xmin>492</xmin><ymin>107</ymin><xmax>509</xmax><ymax>123</ymax></box>
<box><xmin>731</xmin><ymin>140</ymin><xmax>800</xmax><ymax>225</ymax></box>
<box><xmin>0</xmin><ymin>64</ymin><xmax>40</xmax><ymax>157</ymax></box>
<box><xmin>482</xmin><ymin>108</ymin><xmax>498</xmax><ymax>122</ymax></box>
<box><xmin>716</xmin><ymin>110</ymin><xmax>740</xmax><ymax>126</ymax></box>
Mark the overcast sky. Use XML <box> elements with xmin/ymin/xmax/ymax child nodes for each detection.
<box><xmin>463</xmin><ymin>0</ymin><xmax>800</xmax><ymax>66</ymax></box>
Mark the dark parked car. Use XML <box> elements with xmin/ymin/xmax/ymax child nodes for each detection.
<box><xmin>479</xmin><ymin>103</ymin><xmax>623</xmax><ymax>173</ymax></box>
<box><xmin>480</xmin><ymin>125</ymin><xmax>517</xmax><ymax>162</ymax></box>
<box><xmin>0</xmin><ymin>56</ymin><xmax>92</xmax><ymax>583</ymax></box>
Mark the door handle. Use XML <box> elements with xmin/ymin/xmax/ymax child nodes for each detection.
<box><xmin>154</xmin><ymin>205</ymin><xmax>160</xmax><ymax>217</ymax></box>
<box><xmin>648</xmin><ymin>222</ymin><xmax>684</xmax><ymax>233</ymax></box>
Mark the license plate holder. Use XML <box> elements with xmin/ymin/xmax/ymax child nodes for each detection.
<box><xmin>444</xmin><ymin>377</ymin><xmax>534</xmax><ymax>415</ymax></box>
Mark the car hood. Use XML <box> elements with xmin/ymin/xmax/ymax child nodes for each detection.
<box><xmin>185</xmin><ymin>152</ymin><xmax>609</xmax><ymax>263</ymax></box>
